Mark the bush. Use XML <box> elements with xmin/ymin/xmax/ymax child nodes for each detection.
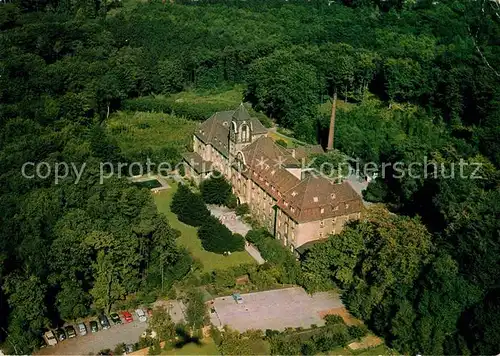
<box><xmin>198</xmin><ymin>216</ymin><xmax>245</xmax><ymax>253</ymax></box>
<box><xmin>348</xmin><ymin>325</ymin><xmax>368</xmax><ymax>339</ymax></box>
<box><xmin>324</xmin><ymin>314</ymin><xmax>346</xmax><ymax>326</ymax></box>
<box><xmin>235</xmin><ymin>203</ymin><xmax>250</xmax><ymax>216</ymax></box>
<box><xmin>226</xmin><ymin>193</ymin><xmax>238</xmax><ymax>209</ymax></box>
<box><xmin>200</xmin><ymin>172</ymin><xmax>232</xmax><ymax>205</ymax></box>
<box><xmin>245</xmin><ymin>229</ymin><xmax>301</xmax><ymax>284</ymax></box>
<box><xmin>171</xmin><ymin>184</ymin><xmax>210</xmax><ymax>226</ymax></box>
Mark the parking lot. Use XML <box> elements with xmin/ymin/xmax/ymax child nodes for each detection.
<box><xmin>209</xmin><ymin>287</ymin><xmax>343</xmax><ymax>332</ymax></box>
<box><xmin>37</xmin><ymin>320</ymin><xmax>148</xmax><ymax>355</ymax></box>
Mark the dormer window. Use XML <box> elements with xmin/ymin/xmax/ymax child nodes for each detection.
<box><xmin>345</xmin><ymin>203</ymin><xmax>349</xmax><ymax>209</ymax></box>
<box><xmin>334</xmin><ymin>205</ymin><xmax>339</xmax><ymax>211</ymax></box>
<box><xmin>271</xmin><ymin>170</ymin><xmax>275</xmax><ymax>175</ymax></box>
<box><xmin>331</xmin><ymin>193</ymin><xmax>336</xmax><ymax>199</ymax></box>
<box><xmin>313</xmin><ymin>197</ymin><xmax>318</xmax><ymax>202</ymax></box>
<box><xmin>291</xmin><ymin>191</ymin><xmax>297</xmax><ymax>197</ymax></box>
<box><xmin>320</xmin><ymin>208</ymin><xmax>324</xmax><ymax>214</ymax></box>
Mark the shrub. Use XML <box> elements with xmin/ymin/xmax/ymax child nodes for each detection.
<box><xmin>171</xmin><ymin>184</ymin><xmax>210</xmax><ymax>226</ymax></box>
<box><xmin>348</xmin><ymin>325</ymin><xmax>368</xmax><ymax>339</ymax></box>
<box><xmin>265</xmin><ymin>329</ymin><xmax>280</xmax><ymax>339</ymax></box>
<box><xmin>324</xmin><ymin>314</ymin><xmax>346</xmax><ymax>326</ymax></box>
<box><xmin>214</xmin><ymin>269</ymin><xmax>236</xmax><ymax>288</ymax></box>
<box><xmin>198</xmin><ymin>216</ymin><xmax>245</xmax><ymax>253</ymax></box>
<box><xmin>235</xmin><ymin>203</ymin><xmax>250</xmax><ymax>216</ymax></box>
<box><xmin>301</xmin><ymin>340</ymin><xmax>317</xmax><ymax>355</ymax></box>
<box><xmin>245</xmin><ymin>228</ymin><xmax>301</xmax><ymax>284</ymax></box>
<box><xmin>226</xmin><ymin>193</ymin><xmax>238</xmax><ymax>209</ymax></box>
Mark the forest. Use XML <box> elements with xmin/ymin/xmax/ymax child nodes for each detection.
<box><xmin>0</xmin><ymin>0</ymin><xmax>499</xmax><ymax>354</ymax></box>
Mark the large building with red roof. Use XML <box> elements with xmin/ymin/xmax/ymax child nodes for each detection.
<box><xmin>183</xmin><ymin>104</ymin><xmax>362</xmax><ymax>252</ymax></box>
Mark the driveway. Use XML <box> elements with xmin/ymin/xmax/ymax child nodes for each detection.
<box><xmin>209</xmin><ymin>287</ymin><xmax>343</xmax><ymax>332</ymax></box>
<box><xmin>37</xmin><ymin>321</ymin><xmax>148</xmax><ymax>355</ymax></box>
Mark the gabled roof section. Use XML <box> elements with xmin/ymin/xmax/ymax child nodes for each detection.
<box><xmin>232</xmin><ymin>103</ymin><xmax>251</xmax><ymax>122</ymax></box>
<box><xmin>182</xmin><ymin>152</ymin><xmax>213</xmax><ymax>174</ymax></box>
<box><xmin>242</xmin><ymin>136</ymin><xmax>300</xmax><ymax>168</ymax></box>
<box><xmin>194</xmin><ymin>106</ymin><xmax>268</xmax><ymax>150</ymax></box>
<box><xmin>278</xmin><ymin>175</ymin><xmax>362</xmax><ymax>223</ymax></box>
<box><xmin>288</xmin><ymin>145</ymin><xmax>325</xmax><ymax>161</ymax></box>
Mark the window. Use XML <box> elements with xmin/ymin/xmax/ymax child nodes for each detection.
<box><xmin>320</xmin><ymin>207</ymin><xmax>324</xmax><ymax>214</ymax></box>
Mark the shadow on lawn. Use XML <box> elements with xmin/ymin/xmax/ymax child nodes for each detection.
<box><xmin>172</xmin><ymin>326</ymin><xmax>202</xmax><ymax>349</ymax></box>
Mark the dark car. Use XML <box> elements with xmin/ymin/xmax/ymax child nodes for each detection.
<box><xmin>90</xmin><ymin>320</ymin><xmax>99</xmax><ymax>333</ymax></box>
<box><xmin>110</xmin><ymin>312</ymin><xmax>122</xmax><ymax>325</ymax></box>
<box><xmin>98</xmin><ymin>314</ymin><xmax>110</xmax><ymax>330</ymax></box>
<box><xmin>65</xmin><ymin>325</ymin><xmax>77</xmax><ymax>338</ymax></box>
<box><xmin>55</xmin><ymin>328</ymin><xmax>66</xmax><ymax>341</ymax></box>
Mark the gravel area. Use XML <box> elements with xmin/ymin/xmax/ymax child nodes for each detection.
<box><xmin>209</xmin><ymin>287</ymin><xmax>343</xmax><ymax>332</ymax></box>
<box><xmin>37</xmin><ymin>320</ymin><xmax>148</xmax><ymax>355</ymax></box>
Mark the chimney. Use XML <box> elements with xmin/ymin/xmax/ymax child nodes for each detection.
<box><xmin>327</xmin><ymin>90</ymin><xmax>337</xmax><ymax>151</ymax></box>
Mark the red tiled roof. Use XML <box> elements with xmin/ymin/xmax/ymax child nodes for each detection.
<box><xmin>277</xmin><ymin>175</ymin><xmax>362</xmax><ymax>223</ymax></box>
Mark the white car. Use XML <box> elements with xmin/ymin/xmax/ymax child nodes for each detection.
<box><xmin>135</xmin><ymin>309</ymin><xmax>147</xmax><ymax>322</ymax></box>
<box><xmin>77</xmin><ymin>323</ymin><xmax>87</xmax><ymax>336</ymax></box>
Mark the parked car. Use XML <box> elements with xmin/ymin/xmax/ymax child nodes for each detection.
<box><xmin>55</xmin><ymin>328</ymin><xmax>66</xmax><ymax>341</ymax></box>
<box><xmin>90</xmin><ymin>320</ymin><xmax>99</xmax><ymax>333</ymax></box>
<box><xmin>135</xmin><ymin>309</ymin><xmax>147</xmax><ymax>322</ymax></box>
<box><xmin>65</xmin><ymin>325</ymin><xmax>76</xmax><ymax>338</ymax></box>
<box><xmin>43</xmin><ymin>330</ymin><xmax>57</xmax><ymax>346</ymax></box>
<box><xmin>98</xmin><ymin>314</ymin><xmax>111</xmax><ymax>330</ymax></box>
<box><xmin>232</xmin><ymin>293</ymin><xmax>243</xmax><ymax>304</ymax></box>
<box><xmin>121</xmin><ymin>311</ymin><xmax>133</xmax><ymax>323</ymax></box>
<box><xmin>77</xmin><ymin>322</ymin><xmax>87</xmax><ymax>336</ymax></box>
<box><xmin>110</xmin><ymin>312</ymin><xmax>122</xmax><ymax>325</ymax></box>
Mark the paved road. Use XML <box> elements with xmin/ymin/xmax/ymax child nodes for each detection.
<box><xmin>37</xmin><ymin>321</ymin><xmax>148</xmax><ymax>355</ymax></box>
<box><xmin>210</xmin><ymin>287</ymin><xmax>343</xmax><ymax>332</ymax></box>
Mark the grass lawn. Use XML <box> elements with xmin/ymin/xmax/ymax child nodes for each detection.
<box><xmin>167</xmin><ymin>85</ymin><xmax>245</xmax><ymax>106</ymax></box>
<box><xmin>153</xmin><ymin>182</ymin><xmax>255</xmax><ymax>272</ymax></box>
<box><xmin>162</xmin><ymin>339</ymin><xmax>220</xmax><ymax>355</ymax></box>
<box><xmin>106</xmin><ymin>111</ymin><xmax>195</xmax><ymax>158</ymax></box>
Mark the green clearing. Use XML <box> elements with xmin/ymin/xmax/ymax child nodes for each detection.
<box><xmin>162</xmin><ymin>339</ymin><xmax>220</xmax><ymax>355</ymax></box>
<box><xmin>153</xmin><ymin>182</ymin><xmax>255</xmax><ymax>272</ymax></box>
<box><xmin>167</xmin><ymin>85</ymin><xmax>245</xmax><ymax>106</ymax></box>
<box><xmin>106</xmin><ymin>111</ymin><xmax>195</xmax><ymax>158</ymax></box>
